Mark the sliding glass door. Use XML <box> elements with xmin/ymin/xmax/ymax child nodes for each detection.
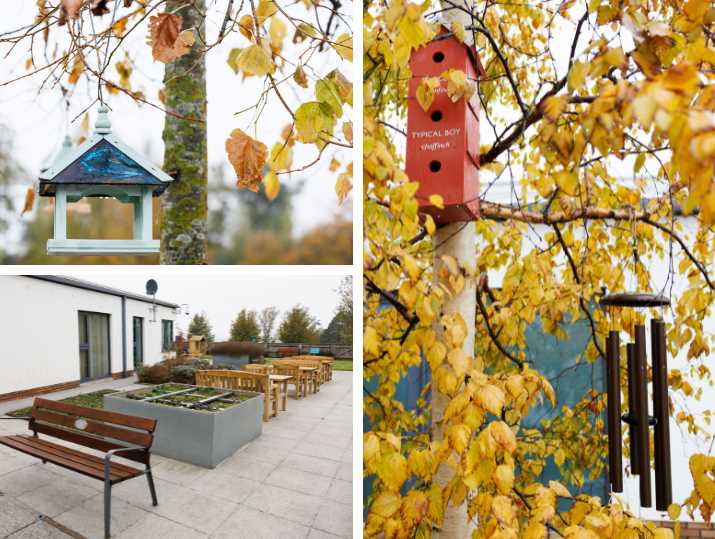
<box><xmin>78</xmin><ymin>311</ymin><xmax>111</xmax><ymax>381</ymax></box>
<box><xmin>133</xmin><ymin>316</ymin><xmax>144</xmax><ymax>369</ymax></box>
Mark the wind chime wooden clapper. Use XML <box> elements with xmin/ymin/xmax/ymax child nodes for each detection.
<box><xmin>599</xmin><ymin>292</ymin><xmax>673</xmax><ymax>510</ymax></box>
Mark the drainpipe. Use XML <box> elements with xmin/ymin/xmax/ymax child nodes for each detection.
<box><xmin>121</xmin><ymin>296</ymin><xmax>127</xmax><ymax>378</ymax></box>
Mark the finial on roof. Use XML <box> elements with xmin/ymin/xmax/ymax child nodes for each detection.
<box><xmin>94</xmin><ymin>105</ymin><xmax>112</xmax><ymax>135</ymax></box>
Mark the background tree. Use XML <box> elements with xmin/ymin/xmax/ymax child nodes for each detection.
<box><xmin>258</xmin><ymin>306</ymin><xmax>279</xmax><ymax>343</ymax></box>
<box><xmin>364</xmin><ymin>0</ymin><xmax>715</xmax><ymax>536</ymax></box>
<box><xmin>229</xmin><ymin>309</ymin><xmax>260</xmax><ymax>342</ymax></box>
<box><xmin>188</xmin><ymin>312</ymin><xmax>214</xmax><ymax>344</ymax></box>
<box><xmin>278</xmin><ymin>305</ymin><xmax>321</xmax><ymax>344</ymax></box>
<box><xmin>322</xmin><ymin>276</ymin><xmax>353</xmax><ymax>344</ymax></box>
<box><xmin>1</xmin><ymin>0</ymin><xmax>352</xmax><ymax>264</ymax></box>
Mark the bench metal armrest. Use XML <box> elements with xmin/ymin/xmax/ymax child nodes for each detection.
<box><xmin>0</xmin><ymin>416</ymin><xmax>32</xmax><ymax>421</ymax></box>
<box><xmin>104</xmin><ymin>444</ymin><xmax>149</xmax><ymax>463</ymax></box>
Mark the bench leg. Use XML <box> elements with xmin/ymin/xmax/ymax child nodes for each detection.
<box><xmin>104</xmin><ymin>481</ymin><xmax>111</xmax><ymax>539</ymax></box>
<box><xmin>146</xmin><ymin>469</ymin><xmax>158</xmax><ymax>506</ymax></box>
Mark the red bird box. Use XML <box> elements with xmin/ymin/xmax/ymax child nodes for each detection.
<box><xmin>406</xmin><ymin>30</ymin><xmax>485</xmax><ymax>224</ymax></box>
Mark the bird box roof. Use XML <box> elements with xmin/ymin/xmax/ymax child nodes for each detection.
<box><xmin>38</xmin><ymin>107</ymin><xmax>174</xmax><ymax>197</ymax></box>
<box><xmin>423</xmin><ymin>25</ymin><xmax>487</xmax><ymax>79</ymax></box>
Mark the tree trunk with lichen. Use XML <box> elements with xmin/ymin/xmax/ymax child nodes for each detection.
<box><xmin>160</xmin><ymin>0</ymin><xmax>207</xmax><ymax>265</ymax></box>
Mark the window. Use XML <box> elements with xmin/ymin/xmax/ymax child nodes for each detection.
<box><xmin>162</xmin><ymin>320</ymin><xmax>174</xmax><ymax>352</ymax></box>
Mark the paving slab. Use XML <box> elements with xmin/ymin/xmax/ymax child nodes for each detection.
<box><xmin>0</xmin><ymin>371</ymin><xmax>353</xmax><ymax>539</ymax></box>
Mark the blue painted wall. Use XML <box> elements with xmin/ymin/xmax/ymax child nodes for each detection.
<box><xmin>363</xmin><ymin>308</ymin><xmax>607</xmax><ymax>511</ymax></box>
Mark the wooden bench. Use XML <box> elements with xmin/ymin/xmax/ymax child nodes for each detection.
<box><xmin>0</xmin><ymin>398</ymin><xmax>158</xmax><ymax>539</ymax></box>
<box><xmin>271</xmin><ymin>364</ymin><xmax>310</xmax><ymax>398</ymax></box>
<box><xmin>196</xmin><ymin>370</ymin><xmax>278</xmax><ymax>421</ymax></box>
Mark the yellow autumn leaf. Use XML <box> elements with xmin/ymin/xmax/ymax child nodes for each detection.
<box><xmin>416</xmin><ymin>77</ymin><xmax>440</xmax><ymax>112</ymax></box>
<box><xmin>332</xmin><ymin>33</ymin><xmax>353</xmax><ymax>62</ymax></box>
<box><xmin>377</xmin><ymin>452</ymin><xmax>408</xmax><ymax>491</ymax></box>
<box><xmin>452</xmin><ymin>21</ymin><xmax>465</xmax><ymax>43</ymax></box>
<box><xmin>336</xmin><ymin>163</ymin><xmax>352</xmax><ymax>204</ymax></box>
<box><xmin>263</xmin><ymin>170</ymin><xmax>280</xmax><ymax>201</ymax></box>
<box><xmin>294</xmin><ymin>101</ymin><xmax>336</xmax><ymax>144</ymax></box>
<box><xmin>542</xmin><ymin>95</ymin><xmax>568</xmax><ymax>123</ymax></box>
<box><xmin>667</xmin><ymin>503</ymin><xmax>681</xmax><ymax>520</ymax></box>
<box><xmin>490</xmin><ymin>421</ymin><xmax>517</xmax><ymax>453</ymax></box>
<box><xmin>447</xmin><ymin>424</ymin><xmax>471</xmax><ymax>453</ymax></box>
<box><xmin>237</xmin><ymin>44</ymin><xmax>275</xmax><ymax>76</ymax></box>
<box><xmin>269</xmin><ymin>16</ymin><xmax>286</xmax><ymax>51</ymax></box>
<box><xmin>477</xmin><ymin>384</ymin><xmax>505</xmax><ymax>416</ymax></box>
<box><xmin>429</xmin><ymin>194</ymin><xmax>444</xmax><ymax>209</ymax></box>
<box><xmin>492</xmin><ymin>495</ymin><xmax>516</xmax><ymax>525</ymax></box>
<box><xmin>549</xmin><ymin>480</ymin><xmax>571</xmax><ymax>498</ymax></box>
<box><xmin>654</xmin><ymin>529</ymin><xmax>674</xmax><ymax>539</ymax></box>
<box><xmin>447</xmin><ymin>348</ymin><xmax>470</xmax><ymax>378</ymax></box>
<box><xmin>371</xmin><ymin>492</ymin><xmax>401</xmax><ymax>518</ymax></box>
<box><xmin>494</xmin><ymin>464</ymin><xmax>515</xmax><ymax>495</ymax></box>
<box><xmin>255</xmin><ymin>0</ymin><xmax>277</xmax><ymax>24</ymax></box>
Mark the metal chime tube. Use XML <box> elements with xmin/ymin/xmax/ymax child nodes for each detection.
<box><xmin>634</xmin><ymin>324</ymin><xmax>652</xmax><ymax>507</ymax></box>
<box><xmin>606</xmin><ymin>331</ymin><xmax>623</xmax><ymax>492</ymax></box>
<box><xmin>626</xmin><ymin>343</ymin><xmax>639</xmax><ymax>474</ymax></box>
<box><xmin>651</xmin><ymin>318</ymin><xmax>672</xmax><ymax>510</ymax></box>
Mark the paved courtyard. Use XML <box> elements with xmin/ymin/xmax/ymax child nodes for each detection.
<box><xmin>0</xmin><ymin>371</ymin><xmax>353</xmax><ymax>539</ymax></box>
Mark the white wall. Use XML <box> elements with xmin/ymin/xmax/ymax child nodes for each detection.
<box><xmin>0</xmin><ymin>276</ymin><xmax>176</xmax><ymax>395</ymax></box>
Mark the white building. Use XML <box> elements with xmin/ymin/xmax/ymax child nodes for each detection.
<box><xmin>0</xmin><ymin>276</ymin><xmax>178</xmax><ymax>401</ymax></box>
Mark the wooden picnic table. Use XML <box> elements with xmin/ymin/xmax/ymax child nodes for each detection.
<box><xmin>269</xmin><ymin>374</ymin><xmax>292</xmax><ymax>411</ymax></box>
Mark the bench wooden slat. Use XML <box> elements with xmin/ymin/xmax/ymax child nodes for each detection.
<box><xmin>32</xmin><ymin>408</ymin><xmax>153</xmax><ymax>447</ymax></box>
<box><xmin>34</xmin><ymin>398</ymin><xmax>156</xmax><ymax>432</ymax></box>
<box><xmin>27</xmin><ymin>436</ymin><xmax>142</xmax><ymax>477</ymax></box>
<box><xmin>0</xmin><ymin>435</ymin><xmax>141</xmax><ymax>483</ymax></box>
<box><xmin>31</xmin><ymin>423</ymin><xmax>149</xmax><ymax>465</ymax></box>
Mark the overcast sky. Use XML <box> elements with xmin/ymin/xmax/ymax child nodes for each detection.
<box><xmin>58</xmin><ymin>272</ymin><xmax>349</xmax><ymax>341</ymax></box>
<box><xmin>0</xmin><ymin>2</ymin><xmax>353</xmax><ymax>253</ymax></box>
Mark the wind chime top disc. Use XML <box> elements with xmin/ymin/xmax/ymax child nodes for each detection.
<box><xmin>599</xmin><ymin>293</ymin><xmax>670</xmax><ymax>308</ymax></box>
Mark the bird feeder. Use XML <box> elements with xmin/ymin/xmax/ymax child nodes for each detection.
<box><xmin>600</xmin><ymin>292</ymin><xmax>672</xmax><ymax>510</ymax></box>
<box><xmin>406</xmin><ymin>28</ymin><xmax>485</xmax><ymax>224</ymax></box>
<box><xmin>38</xmin><ymin>106</ymin><xmax>173</xmax><ymax>255</ymax></box>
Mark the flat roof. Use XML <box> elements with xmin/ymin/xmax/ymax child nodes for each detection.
<box><xmin>26</xmin><ymin>276</ymin><xmax>180</xmax><ymax>309</ymax></box>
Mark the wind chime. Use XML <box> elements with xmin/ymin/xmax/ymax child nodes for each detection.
<box><xmin>600</xmin><ymin>291</ymin><xmax>672</xmax><ymax>510</ymax></box>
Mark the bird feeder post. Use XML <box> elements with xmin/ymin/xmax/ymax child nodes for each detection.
<box><xmin>406</xmin><ymin>28</ymin><xmax>485</xmax><ymax>224</ymax></box>
<box><xmin>39</xmin><ymin>105</ymin><xmax>173</xmax><ymax>256</ymax></box>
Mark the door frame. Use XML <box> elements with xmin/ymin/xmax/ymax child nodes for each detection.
<box><xmin>78</xmin><ymin>310</ymin><xmax>112</xmax><ymax>382</ymax></box>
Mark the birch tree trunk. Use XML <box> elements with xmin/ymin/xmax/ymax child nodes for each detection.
<box><xmin>160</xmin><ymin>0</ymin><xmax>208</xmax><ymax>265</ymax></box>
<box><xmin>432</xmin><ymin>222</ymin><xmax>477</xmax><ymax>537</ymax></box>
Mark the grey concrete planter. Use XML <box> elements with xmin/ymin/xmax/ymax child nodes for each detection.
<box><xmin>212</xmin><ymin>353</ymin><xmax>250</xmax><ymax>369</ymax></box>
<box><xmin>104</xmin><ymin>385</ymin><xmax>263</xmax><ymax>468</ymax></box>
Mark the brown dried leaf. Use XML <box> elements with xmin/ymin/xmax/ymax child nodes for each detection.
<box><xmin>59</xmin><ymin>0</ymin><xmax>82</xmax><ymax>25</ymax></box>
<box><xmin>21</xmin><ymin>188</ymin><xmax>36</xmax><ymax>216</ymax></box>
<box><xmin>225</xmin><ymin>129</ymin><xmax>268</xmax><ymax>192</ymax></box>
<box><xmin>91</xmin><ymin>0</ymin><xmax>109</xmax><ymax>16</ymax></box>
<box><xmin>148</xmin><ymin>13</ymin><xmax>191</xmax><ymax>64</ymax></box>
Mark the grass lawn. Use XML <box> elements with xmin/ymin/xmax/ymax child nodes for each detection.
<box><xmin>332</xmin><ymin>360</ymin><xmax>353</xmax><ymax>371</ymax></box>
<box><xmin>5</xmin><ymin>389</ymin><xmax>117</xmax><ymax>417</ymax></box>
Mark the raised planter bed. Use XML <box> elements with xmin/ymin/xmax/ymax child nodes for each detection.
<box><xmin>104</xmin><ymin>383</ymin><xmax>263</xmax><ymax>468</ymax></box>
